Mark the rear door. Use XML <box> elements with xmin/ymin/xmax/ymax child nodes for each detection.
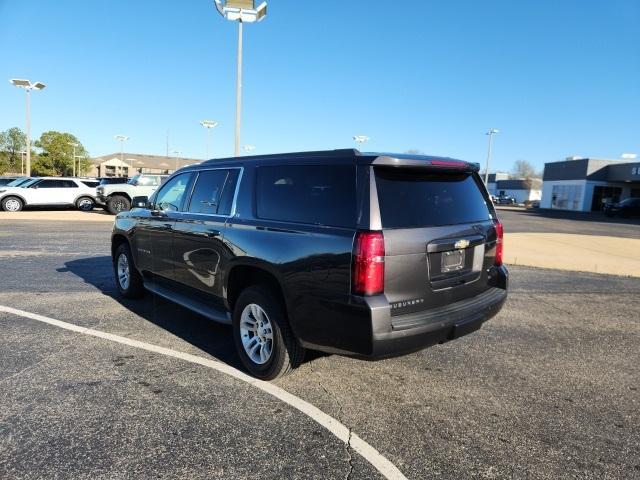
<box><xmin>372</xmin><ymin>165</ymin><xmax>499</xmax><ymax>317</ymax></box>
<box><xmin>171</xmin><ymin>168</ymin><xmax>240</xmax><ymax>303</ymax></box>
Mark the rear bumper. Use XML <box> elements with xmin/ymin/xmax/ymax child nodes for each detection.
<box><xmin>369</xmin><ymin>285</ymin><xmax>507</xmax><ymax>358</ymax></box>
<box><xmin>297</xmin><ymin>265</ymin><xmax>508</xmax><ymax>358</ymax></box>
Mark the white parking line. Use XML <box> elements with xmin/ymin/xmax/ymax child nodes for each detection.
<box><xmin>0</xmin><ymin>305</ymin><xmax>408</xmax><ymax>480</ymax></box>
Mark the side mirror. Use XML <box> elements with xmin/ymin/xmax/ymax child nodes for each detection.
<box><xmin>132</xmin><ymin>196</ymin><xmax>149</xmax><ymax>209</ymax></box>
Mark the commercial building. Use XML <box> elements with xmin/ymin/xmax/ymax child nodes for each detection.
<box><xmin>90</xmin><ymin>153</ymin><xmax>200</xmax><ymax>178</ymax></box>
<box><xmin>485</xmin><ymin>173</ymin><xmax>542</xmax><ymax>203</ymax></box>
<box><xmin>541</xmin><ymin>157</ymin><xmax>640</xmax><ymax>211</ymax></box>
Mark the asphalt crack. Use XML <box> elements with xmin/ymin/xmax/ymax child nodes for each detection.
<box><xmin>308</xmin><ymin>360</ymin><xmax>355</xmax><ymax>479</ymax></box>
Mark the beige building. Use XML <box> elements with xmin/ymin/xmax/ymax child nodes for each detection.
<box><xmin>91</xmin><ymin>153</ymin><xmax>201</xmax><ymax>178</ymax></box>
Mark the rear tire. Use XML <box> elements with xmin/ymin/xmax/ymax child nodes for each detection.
<box><xmin>76</xmin><ymin>196</ymin><xmax>95</xmax><ymax>211</ymax></box>
<box><xmin>107</xmin><ymin>195</ymin><xmax>131</xmax><ymax>215</ymax></box>
<box><xmin>114</xmin><ymin>243</ymin><xmax>144</xmax><ymax>299</ymax></box>
<box><xmin>232</xmin><ymin>285</ymin><xmax>305</xmax><ymax>380</ymax></box>
<box><xmin>1</xmin><ymin>196</ymin><xmax>23</xmax><ymax>212</ymax></box>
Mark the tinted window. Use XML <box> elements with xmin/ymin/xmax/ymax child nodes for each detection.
<box><xmin>82</xmin><ymin>181</ymin><xmax>100</xmax><ymax>188</ymax></box>
<box><xmin>188</xmin><ymin>170</ymin><xmax>230</xmax><ymax>215</ymax></box>
<box><xmin>256</xmin><ymin>165</ymin><xmax>355</xmax><ymax>227</ymax></box>
<box><xmin>36</xmin><ymin>180</ymin><xmax>76</xmax><ymax>188</ymax></box>
<box><xmin>374</xmin><ymin>169</ymin><xmax>491</xmax><ymax>228</ymax></box>
<box><xmin>154</xmin><ymin>173</ymin><xmax>191</xmax><ymax>211</ymax></box>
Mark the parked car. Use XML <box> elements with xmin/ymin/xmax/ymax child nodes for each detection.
<box><xmin>0</xmin><ymin>177</ymin><xmax>98</xmax><ymax>212</ymax></box>
<box><xmin>97</xmin><ymin>173</ymin><xmax>168</xmax><ymax>215</ymax></box>
<box><xmin>98</xmin><ymin>177</ymin><xmax>129</xmax><ymax>186</ymax></box>
<box><xmin>111</xmin><ymin>150</ymin><xmax>508</xmax><ymax>380</ymax></box>
<box><xmin>495</xmin><ymin>195</ymin><xmax>517</xmax><ymax>205</ymax></box>
<box><xmin>603</xmin><ymin>197</ymin><xmax>640</xmax><ymax>218</ymax></box>
<box><xmin>0</xmin><ymin>176</ymin><xmax>21</xmax><ymax>186</ymax></box>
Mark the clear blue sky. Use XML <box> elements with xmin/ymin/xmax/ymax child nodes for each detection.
<box><xmin>1</xmin><ymin>0</ymin><xmax>638</xmax><ymax>172</ymax></box>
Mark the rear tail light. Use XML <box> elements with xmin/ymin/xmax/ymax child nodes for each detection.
<box><xmin>430</xmin><ymin>159</ymin><xmax>467</xmax><ymax>169</ymax></box>
<box><xmin>494</xmin><ymin>219</ymin><xmax>504</xmax><ymax>266</ymax></box>
<box><xmin>352</xmin><ymin>231</ymin><xmax>385</xmax><ymax>296</ymax></box>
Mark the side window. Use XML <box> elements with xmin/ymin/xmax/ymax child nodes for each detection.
<box><xmin>137</xmin><ymin>176</ymin><xmax>158</xmax><ymax>187</ymax></box>
<box><xmin>188</xmin><ymin>170</ymin><xmax>230</xmax><ymax>215</ymax></box>
<box><xmin>37</xmin><ymin>180</ymin><xmax>61</xmax><ymax>188</ymax></box>
<box><xmin>217</xmin><ymin>169</ymin><xmax>240</xmax><ymax>215</ymax></box>
<box><xmin>61</xmin><ymin>180</ymin><xmax>78</xmax><ymax>188</ymax></box>
<box><xmin>153</xmin><ymin>173</ymin><xmax>192</xmax><ymax>212</ymax></box>
<box><xmin>256</xmin><ymin>165</ymin><xmax>356</xmax><ymax>227</ymax></box>
<box><xmin>82</xmin><ymin>181</ymin><xmax>100</xmax><ymax>188</ymax></box>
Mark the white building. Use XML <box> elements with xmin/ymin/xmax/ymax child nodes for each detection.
<box><xmin>540</xmin><ymin>157</ymin><xmax>640</xmax><ymax>211</ymax></box>
<box><xmin>495</xmin><ymin>178</ymin><xmax>542</xmax><ymax>203</ymax></box>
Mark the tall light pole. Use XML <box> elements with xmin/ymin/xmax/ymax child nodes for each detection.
<box><xmin>353</xmin><ymin>135</ymin><xmax>370</xmax><ymax>151</ymax></box>
<box><xmin>114</xmin><ymin>135</ymin><xmax>130</xmax><ymax>177</ymax></box>
<box><xmin>484</xmin><ymin>129</ymin><xmax>499</xmax><ymax>185</ymax></box>
<box><xmin>200</xmin><ymin>120</ymin><xmax>219</xmax><ymax>158</ymax></box>
<box><xmin>213</xmin><ymin>1</ymin><xmax>267</xmax><ymax>157</ymax></box>
<box><xmin>9</xmin><ymin>79</ymin><xmax>46</xmax><ymax>177</ymax></box>
<box><xmin>172</xmin><ymin>150</ymin><xmax>181</xmax><ymax>172</ymax></box>
<box><xmin>20</xmin><ymin>150</ymin><xmax>27</xmax><ymax>175</ymax></box>
<box><xmin>68</xmin><ymin>142</ymin><xmax>79</xmax><ymax>177</ymax></box>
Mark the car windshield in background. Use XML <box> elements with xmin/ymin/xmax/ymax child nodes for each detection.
<box><xmin>256</xmin><ymin>165</ymin><xmax>356</xmax><ymax>228</ymax></box>
<box><xmin>127</xmin><ymin>175</ymin><xmax>140</xmax><ymax>185</ymax></box>
<box><xmin>374</xmin><ymin>168</ymin><xmax>491</xmax><ymax>228</ymax></box>
<box><xmin>19</xmin><ymin>178</ymin><xmax>40</xmax><ymax>188</ymax></box>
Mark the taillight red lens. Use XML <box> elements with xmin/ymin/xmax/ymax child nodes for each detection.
<box><xmin>430</xmin><ymin>159</ymin><xmax>467</xmax><ymax>168</ymax></box>
<box><xmin>494</xmin><ymin>219</ymin><xmax>504</xmax><ymax>266</ymax></box>
<box><xmin>352</xmin><ymin>231</ymin><xmax>385</xmax><ymax>296</ymax></box>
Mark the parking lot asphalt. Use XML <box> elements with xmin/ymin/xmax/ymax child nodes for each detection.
<box><xmin>497</xmin><ymin>208</ymin><xmax>640</xmax><ymax>238</ymax></box>
<box><xmin>1</xmin><ymin>219</ymin><xmax>639</xmax><ymax>479</ymax></box>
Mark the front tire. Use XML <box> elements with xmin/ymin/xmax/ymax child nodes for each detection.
<box><xmin>107</xmin><ymin>195</ymin><xmax>131</xmax><ymax>215</ymax></box>
<box><xmin>232</xmin><ymin>285</ymin><xmax>305</xmax><ymax>380</ymax></box>
<box><xmin>76</xmin><ymin>196</ymin><xmax>95</xmax><ymax>211</ymax></box>
<box><xmin>114</xmin><ymin>243</ymin><xmax>144</xmax><ymax>298</ymax></box>
<box><xmin>1</xmin><ymin>196</ymin><xmax>24</xmax><ymax>212</ymax></box>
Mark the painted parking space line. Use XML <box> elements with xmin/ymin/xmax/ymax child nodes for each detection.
<box><xmin>0</xmin><ymin>304</ymin><xmax>408</xmax><ymax>480</ymax></box>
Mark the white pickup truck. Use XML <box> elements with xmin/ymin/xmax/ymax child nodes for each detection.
<box><xmin>96</xmin><ymin>174</ymin><xmax>168</xmax><ymax>214</ymax></box>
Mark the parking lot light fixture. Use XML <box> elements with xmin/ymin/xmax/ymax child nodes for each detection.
<box><xmin>172</xmin><ymin>150</ymin><xmax>181</xmax><ymax>171</ymax></box>
<box><xmin>212</xmin><ymin>0</ymin><xmax>268</xmax><ymax>157</ymax></box>
<box><xmin>68</xmin><ymin>142</ymin><xmax>79</xmax><ymax>177</ymax></box>
<box><xmin>200</xmin><ymin>120</ymin><xmax>219</xmax><ymax>159</ymax></box>
<box><xmin>114</xmin><ymin>135</ymin><xmax>130</xmax><ymax>177</ymax></box>
<box><xmin>353</xmin><ymin>135</ymin><xmax>370</xmax><ymax>151</ymax></box>
<box><xmin>9</xmin><ymin>78</ymin><xmax>46</xmax><ymax>177</ymax></box>
<box><xmin>243</xmin><ymin>144</ymin><xmax>256</xmax><ymax>153</ymax></box>
<box><xmin>484</xmin><ymin>129</ymin><xmax>500</xmax><ymax>186</ymax></box>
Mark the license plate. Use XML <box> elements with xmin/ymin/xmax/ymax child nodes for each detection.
<box><xmin>441</xmin><ymin>249</ymin><xmax>465</xmax><ymax>273</ymax></box>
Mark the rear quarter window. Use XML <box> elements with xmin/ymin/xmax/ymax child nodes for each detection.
<box><xmin>375</xmin><ymin>168</ymin><xmax>491</xmax><ymax>228</ymax></box>
<box><xmin>256</xmin><ymin>165</ymin><xmax>356</xmax><ymax>228</ymax></box>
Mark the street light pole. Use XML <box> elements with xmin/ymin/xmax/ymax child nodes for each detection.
<box><xmin>114</xmin><ymin>135</ymin><xmax>130</xmax><ymax>177</ymax></box>
<box><xmin>484</xmin><ymin>129</ymin><xmax>499</xmax><ymax>186</ymax></box>
<box><xmin>213</xmin><ymin>1</ymin><xmax>267</xmax><ymax>157</ymax></box>
<box><xmin>172</xmin><ymin>150</ymin><xmax>181</xmax><ymax>172</ymax></box>
<box><xmin>353</xmin><ymin>135</ymin><xmax>370</xmax><ymax>151</ymax></box>
<box><xmin>235</xmin><ymin>21</ymin><xmax>243</xmax><ymax>156</ymax></box>
<box><xmin>9</xmin><ymin>79</ymin><xmax>46</xmax><ymax>177</ymax></box>
<box><xmin>200</xmin><ymin>120</ymin><xmax>219</xmax><ymax>159</ymax></box>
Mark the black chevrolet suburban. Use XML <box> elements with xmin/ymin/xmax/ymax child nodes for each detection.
<box><xmin>111</xmin><ymin>150</ymin><xmax>508</xmax><ymax>380</ymax></box>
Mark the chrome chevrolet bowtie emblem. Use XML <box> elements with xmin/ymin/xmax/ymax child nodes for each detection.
<box><xmin>454</xmin><ymin>239</ymin><xmax>470</xmax><ymax>249</ymax></box>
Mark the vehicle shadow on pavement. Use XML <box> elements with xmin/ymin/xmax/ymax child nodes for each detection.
<box><xmin>59</xmin><ymin>256</ymin><xmax>245</xmax><ymax>371</ymax></box>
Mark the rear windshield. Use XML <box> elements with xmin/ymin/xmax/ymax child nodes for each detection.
<box><xmin>374</xmin><ymin>169</ymin><xmax>491</xmax><ymax>228</ymax></box>
<box><xmin>256</xmin><ymin>165</ymin><xmax>356</xmax><ymax>227</ymax></box>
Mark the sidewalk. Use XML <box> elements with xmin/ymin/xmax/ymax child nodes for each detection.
<box><xmin>504</xmin><ymin>233</ymin><xmax>640</xmax><ymax>277</ymax></box>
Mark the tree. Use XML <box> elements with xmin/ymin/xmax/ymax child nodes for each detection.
<box><xmin>0</xmin><ymin>127</ymin><xmax>27</xmax><ymax>173</ymax></box>
<box><xmin>33</xmin><ymin>131</ymin><xmax>89</xmax><ymax>176</ymax></box>
<box><xmin>511</xmin><ymin>159</ymin><xmax>538</xmax><ymax>179</ymax></box>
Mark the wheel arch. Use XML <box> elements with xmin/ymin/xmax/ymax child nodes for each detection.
<box><xmin>226</xmin><ymin>262</ymin><xmax>290</xmax><ymax>322</ymax></box>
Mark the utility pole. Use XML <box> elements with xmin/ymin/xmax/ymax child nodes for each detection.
<box><xmin>484</xmin><ymin>129</ymin><xmax>500</xmax><ymax>185</ymax></box>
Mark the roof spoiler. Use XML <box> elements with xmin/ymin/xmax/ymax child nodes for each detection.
<box><xmin>371</xmin><ymin>155</ymin><xmax>480</xmax><ymax>172</ymax></box>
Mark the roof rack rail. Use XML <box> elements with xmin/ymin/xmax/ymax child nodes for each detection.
<box><xmin>201</xmin><ymin>149</ymin><xmax>360</xmax><ymax>165</ymax></box>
